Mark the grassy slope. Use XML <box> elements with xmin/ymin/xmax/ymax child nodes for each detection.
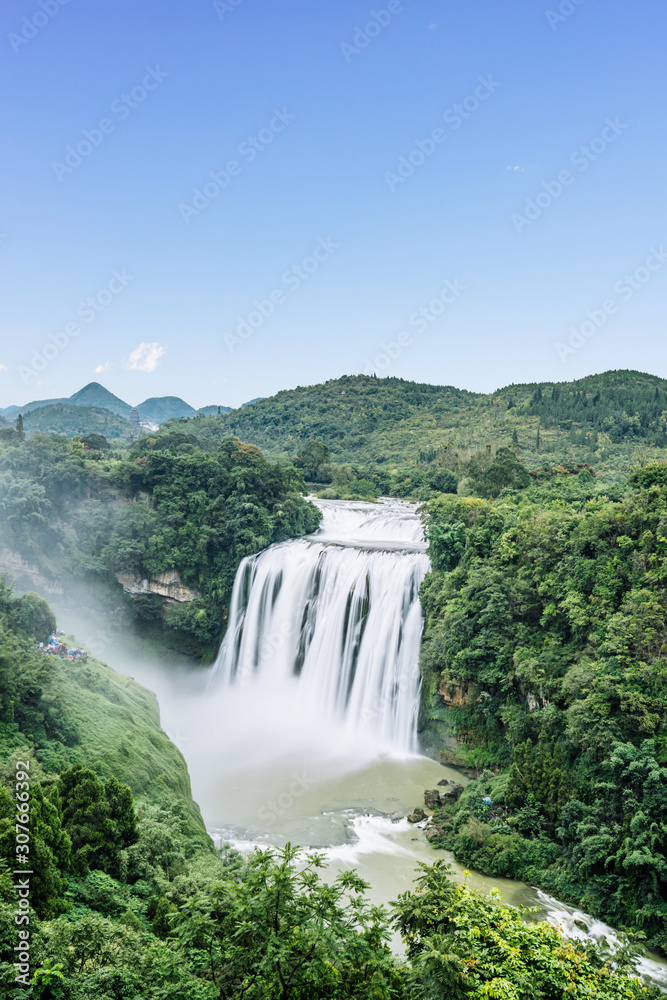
<box><xmin>43</xmin><ymin>637</ymin><xmax>208</xmax><ymax>842</ymax></box>
<box><xmin>183</xmin><ymin>370</ymin><xmax>667</xmax><ymax>477</ymax></box>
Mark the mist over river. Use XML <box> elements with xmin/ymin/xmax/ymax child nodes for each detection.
<box><xmin>42</xmin><ymin>499</ymin><xmax>667</xmax><ymax>988</ymax></box>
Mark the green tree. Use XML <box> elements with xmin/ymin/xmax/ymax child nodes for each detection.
<box><xmin>57</xmin><ymin>765</ymin><xmax>137</xmax><ymax>875</ymax></box>
<box><xmin>173</xmin><ymin>843</ymin><xmax>404</xmax><ymax>999</ymax></box>
<box><xmin>295</xmin><ymin>440</ymin><xmax>330</xmax><ymax>480</ymax></box>
<box><xmin>393</xmin><ymin>861</ymin><xmax>656</xmax><ymax>1000</ymax></box>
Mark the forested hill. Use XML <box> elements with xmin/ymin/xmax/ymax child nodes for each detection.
<box><xmin>179</xmin><ymin>370</ymin><xmax>667</xmax><ymax>476</ymax></box>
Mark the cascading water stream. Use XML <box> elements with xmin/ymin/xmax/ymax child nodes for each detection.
<box><xmin>213</xmin><ymin>499</ymin><xmax>430</xmax><ymax>753</ymax></box>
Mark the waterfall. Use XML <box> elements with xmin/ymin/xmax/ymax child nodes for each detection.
<box><xmin>213</xmin><ymin>499</ymin><xmax>430</xmax><ymax>753</ymax></box>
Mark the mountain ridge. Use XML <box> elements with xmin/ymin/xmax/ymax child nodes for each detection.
<box><xmin>0</xmin><ymin>382</ymin><xmax>232</xmax><ymax>424</ymax></box>
<box><xmin>177</xmin><ymin>368</ymin><xmax>667</xmax><ymax>477</ymax></box>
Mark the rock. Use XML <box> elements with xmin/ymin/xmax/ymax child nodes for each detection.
<box><xmin>407</xmin><ymin>808</ymin><xmax>426</xmax><ymax>823</ymax></box>
<box><xmin>440</xmin><ymin>783</ymin><xmax>464</xmax><ymax>801</ymax></box>
<box><xmin>439</xmin><ymin>749</ymin><xmax>479</xmax><ymax>778</ymax></box>
<box><xmin>115</xmin><ymin>569</ymin><xmax>201</xmax><ymax>603</ymax></box>
<box><xmin>424</xmin><ymin>789</ymin><xmax>442</xmax><ymax>809</ymax></box>
<box><xmin>573</xmin><ymin>919</ymin><xmax>588</xmax><ymax>932</ymax></box>
<box><xmin>425</xmin><ymin>826</ymin><xmax>445</xmax><ymax>841</ymax></box>
<box><xmin>437</xmin><ymin>778</ymin><xmax>452</xmax><ymax>787</ymax></box>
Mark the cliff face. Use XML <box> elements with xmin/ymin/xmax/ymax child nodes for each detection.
<box><xmin>0</xmin><ymin>548</ymin><xmax>64</xmax><ymax>595</ymax></box>
<box><xmin>115</xmin><ymin>569</ymin><xmax>201</xmax><ymax>603</ymax></box>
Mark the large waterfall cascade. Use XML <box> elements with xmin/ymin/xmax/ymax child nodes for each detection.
<box><xmin>213</xmin><ymin>499</ymin><xmax>431</xmax><ymax>753</ymax></box>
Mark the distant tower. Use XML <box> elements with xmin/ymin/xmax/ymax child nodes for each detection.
<box><xmin>130</xmin><ymin>408</ymin><xmax>139</xmax><ymax>424</ymax></box>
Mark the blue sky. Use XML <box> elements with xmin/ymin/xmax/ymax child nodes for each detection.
<box><xmin>0</xmin><ymin>0</ymin><xmax>665</xmax><ymax>409</ymax></box>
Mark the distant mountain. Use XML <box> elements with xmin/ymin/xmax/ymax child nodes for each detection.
<box><xmin>22</xmin><ymin>403</ymin><xmax>139</xmax><ymax>439</ymax></box>
<box><xmin>1</xmin><ymin>396</ymin><xmax>67</xmax><ymax>419</ymax></box>
<box><xmin>0</xmin><ymin>382</ymin><xmax>231</xmax><ymax>428</ymax></box>
<box><xmin>196</xmin><ymin>405</ymin><xmax>233</xmax><ymax>417</ymax></box>
<box><xmin>137</xmin><ymin>396</ymin><xmax>196</xmax><ymax>423</ymax></box>
<box><xmin>68</xmin><ymin>382</ymin><xmax>131</xmax><ymax>417</ymax></box>
<box><xmin>241</xmin><ymin>397</ymin><xmax>266</xmax><ymax>407</ymax></box>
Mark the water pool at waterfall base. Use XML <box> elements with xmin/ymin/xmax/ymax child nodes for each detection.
<box><xmin>44</xmin><ymin>497</ymin><xmax>667</xmax><ymax>990</ymax></box>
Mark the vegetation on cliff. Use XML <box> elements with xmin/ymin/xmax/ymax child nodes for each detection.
<box><xmin>419</xmin><ymin>463</ymin><xmax>667</xmax><ymax>952</ymax></box>
<box><xmin>0</xmin><ymin>431</ymin><xmax>320</xmax><ymax>654</ymax></box>
<box><xmin>0</xmin><ymin>486</ymin><xmax>660</xmax><ymax>996</ymax></box>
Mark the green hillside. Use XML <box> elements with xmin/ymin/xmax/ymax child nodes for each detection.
<box><xmin>0</xmin><ymin>580</ymin><xmax>654</xmax><ymax>1000</ymax></box>
<box><xmin>419</xmin><ymin>463</ymin><xmax>667</xmax><ymax>953</ymax></box>
<box><xmin>137</xmin><ymin>395</ymin><xmax>195</xmax><ymax>422</ymax></box>
<box><xmin>22</xmin><ymin>403</ymin><xmax>140</xmax><ymax>440</ymax></box>
<box><xmin>178</xmin><ymin>370</ymin><xmax>667</xmax><ymax>478</ymax></box>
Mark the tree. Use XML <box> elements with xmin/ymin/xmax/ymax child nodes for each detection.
<box><xmin>15</xmin><ymin>413</ymin><xmax>25</xmax><ymax>441</ymax></box>
<box><xmin>466</xmin><ymin>447</ymin><xmax>529</xmax><ymax>496</ymax></box>
<box><xmin>79</xmin><ymin>433</ymin><xmax>110</xmax><ymax>452</ymax></box>
<box><xmin>8</xmin><ymin>592</ymin><xmax>56</xmax><ymax>644</ymax></box>
<box><xmin>295</xmin><ymin>440</ymin><xmax>330</xmax><ymax>481</ymax></box>
<box><xmin>393</xmin><ymin>862</ymin><xmax>656</xmax><ymax>1000</ymax></box>
<box><xmin>57</xmin><ymin>766</ymin><xmax>137</xmax><ymax>875</ymax></box>
<box><xmin>0</xmin><ymin>783</ymin><xmax>70</xmax><ymax>918</ymax></box>
<box><xmin>172</xmin><ymin>843</ymin><xmax>404</xmax><ymax>999</ymax></box>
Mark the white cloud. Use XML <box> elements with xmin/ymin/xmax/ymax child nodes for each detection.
<box><xmin>95</xmin><ymin>361</ymin><xmax>113</xmax><ymax>374</ymax></box>
<box><xmin>0</xmin><ymin>364</ymin><xmax>7</xmax><ymax>373</ymax></box>
<box><xmin>124</xmin><ymin>342</ymin><xmax>165</xmax><ymax>373</ymax></box>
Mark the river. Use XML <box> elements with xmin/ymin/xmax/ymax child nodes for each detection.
<box><xmin>44</xmin><ymin>498</ymin><xmax>667</xmax><ymax>988</ymax></box>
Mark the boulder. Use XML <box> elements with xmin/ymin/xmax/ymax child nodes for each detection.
<box><xmin>440</xmin><ymin>783</ymin><xmax>464</xmax><ymax>801</ymax></box>
<box><xmin>407</xmin><ymin>808</ymin><xmax>426</xmax><ymax>823</ymax></box>
<box><xmin>425</xmin><ymin>825</ymin><xmax>445</xmax><ymax>841</ymax></box>
<box><xmin>424</xmin><ymin>789</ymin><xmax>442</xmax><ymax>810</ymax></box>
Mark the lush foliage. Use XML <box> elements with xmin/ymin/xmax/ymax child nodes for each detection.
<box><xmin>419</xmin><ymin>465</ymin><xmax>667</xmax><ymax>950</ymax></box>
<box><xmin>394</xmin><ymin>860</ymin><xmax>653</xmax><ymax>1000</ymax></box>
<box><xmin>0</xmin><ymin>431</ymin><xmax>320</xmax><ymax>654</ymax></box>
<box><xmin>0</xmin><ymin>586</ymin><xmax>660</xmax><ymax>997</ymax></box>
<box><xmin>173</xmin><ymin>370</ymin><xmax>667</xmax><ymax>478</ymax></box>
<box><xmin>22</xmin><ymin>404</ymin><xmax>139</xmax><ymax>442</ymax></box>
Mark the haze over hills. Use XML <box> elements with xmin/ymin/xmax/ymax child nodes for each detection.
<box><xmin>21</xmin><ymin>403</ymin><xmax>140</xmax><ymax>440</ymax></box>
<box><xmin>0</xmin><ymin>382</ymin><xmax>233</xmax><ymax>424</ymax></box>
<box><xmin>4</xmin><ymin>371</ymin><xmax>667</xmax><ymax>480</ymax></box>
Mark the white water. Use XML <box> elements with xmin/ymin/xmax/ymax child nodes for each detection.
<box><xmin>213</xmin><ymin>499</ymin><xmax>430</xmax><ymax>753</ymax></box>
<box><xmin>26</xmin><ymin>499</ymin><xmax>667</xmax><ymax>989</ymax></box>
